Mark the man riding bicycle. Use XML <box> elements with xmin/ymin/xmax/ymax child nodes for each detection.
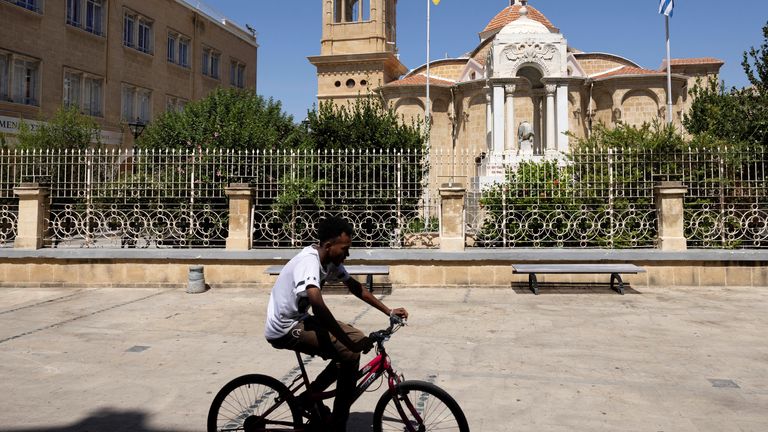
<box><xmin>265</xmin><ymin>216</ymin><xmax>408</xmax><ymax>432</ymax></box>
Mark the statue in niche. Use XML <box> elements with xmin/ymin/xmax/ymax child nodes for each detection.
<box><xmin>518</xmin><ymin>121</ymin><xmax>534</xmax><ymax>156</ymax></box>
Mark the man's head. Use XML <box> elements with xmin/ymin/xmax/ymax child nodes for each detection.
<box><xmin>317</xmin><ymin>216</ymin><xmax>354</xmax><ymax>266</ymax></box>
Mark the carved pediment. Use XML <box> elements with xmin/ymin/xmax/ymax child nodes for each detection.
<box><xmin>502</xmin><ymin>40</ymin><xmax>557</xmax><ymax>64</ymax></box>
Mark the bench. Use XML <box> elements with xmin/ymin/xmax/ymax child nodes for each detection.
<box><xmin>511</xmin><ymin>264</ymin><xmax>646</xmax><ymax>295</ymax></box>
<box><xmin>265</xmin><ymin>265</ymin><xmax>390</xmax><ymax>293</ymax></box>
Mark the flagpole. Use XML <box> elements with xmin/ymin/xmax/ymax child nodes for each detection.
<box><xmin>424</xmin><ymin>0</ymin><xmax>431</xmax><ymax>223</ymax></box>
<box><xmin>665</xmin><ymin>14</ymin><xmax>673</xmax><ymax>124</ymax></box>
<box><xmin>426</xmin><ymin>0</ymin><xmax>431</xmax><ymax>134</ymax></box>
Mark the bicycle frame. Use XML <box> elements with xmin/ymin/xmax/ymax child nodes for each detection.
<box><xmin>281</xmin><ymin>342</ymin><xmax>425</xmax><ymax>432</ymax></box>
<box><xmin>289</xmin><ymin>347</ymin><xmax>395</xmax><ymax>406</ymax></box>
<box><xmin>238</xmin><ymin>318</ymin><xmax>429</xmax><ymax>432</ymax></box>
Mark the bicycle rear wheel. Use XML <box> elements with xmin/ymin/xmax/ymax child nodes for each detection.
<box><xmin>372</xmin><ymin>380</ymin><xmax>469</xmax><ymax>432</ymax></box>
<box><xmin>207</xmin><ymin>374</ymin><xmax>302</xmax><ymax>432</ymax></box>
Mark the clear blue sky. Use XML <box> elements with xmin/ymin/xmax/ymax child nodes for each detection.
<box><xmin>204</xmin><ymin>0</ymin><xmax>768</xmax><ymax>122</ymax></box>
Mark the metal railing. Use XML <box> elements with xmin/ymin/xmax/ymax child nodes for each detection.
<box><xmin>466</xmin><ymin>147</ymin><xmax>768</xmax><ymax>249</ymax></box>
<box><xmin>0</xmin><ymin>147</ymin><xmax>767</xmax><ymax>249</ymax></box>
<box><xmin>467</xmin><ymin>150</ymin><xmax>657</xmax><ymax>248</ymax></box>
<box><xmin>247</xmin><ymin>149</ymin><xmax>437</xmax><ymax>248</ymax></box>
<box><xmin>0</xmin><ymin>149</ymin><xmax>434</xmax><ymax>249</ymax></box>
<box><xmin>0</xmin><ymin>151</ymin><xmax>19</xmax><ymax>248</ymax></box>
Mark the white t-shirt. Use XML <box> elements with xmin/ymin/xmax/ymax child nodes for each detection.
<box><xmin>264</xmin><ymin>246</ymin><xmax>350</xmax><ymax>340</ymax></box>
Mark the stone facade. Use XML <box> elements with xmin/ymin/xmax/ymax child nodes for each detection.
<box><xmin>0</xmin><ymin>0</ymin><xmax>257</xmax><ymax>147</ymax></box>
<box><xmin>308</xmin><ymin>0</ymin><xmax>407</xmax><ymax>107</ymax></box>
<box><xmin>311</xmin><ymin>0</ymin><xmax>723</xmax><ymax>188</ymax></box>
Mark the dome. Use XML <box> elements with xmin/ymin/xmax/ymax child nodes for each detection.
<box><xmin>480</xmin><ymin>4</ymin><xmax>557</xmax><ymax>40</ymax></box>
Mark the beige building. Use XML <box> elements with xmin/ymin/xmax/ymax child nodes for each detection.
<box><xmin>310</xmin><ymin>0</ymin><xmax>723</xmax><ymax>186</ymax></box>
<box><xmin>0</xmin><ymin>0</ymin><xmax>257</xmax><ymax>147</ymax></box>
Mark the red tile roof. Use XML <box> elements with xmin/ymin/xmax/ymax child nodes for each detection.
<box><xmin>482</xmin><ymin>5</ymin><xmax>557</xmax><ymax>34</ymax></box>
<box><xmin>659</xmin><ymin>57</ymin><xmax>725</xmax><ymax>70</ymax></box>
<box><xmin>385</xmin><ymin>74</ymin><xmax>454</xmax><ymax>87</ymax></box>
<box><xmin>668</xmin><ymin>57</ymin><xmax>724</xmax><ymax>66</ymax></box>
<box><xmin>592</xmin><ymin>66</ymin><xmax>662</xmax><ymax>79</ymax></box>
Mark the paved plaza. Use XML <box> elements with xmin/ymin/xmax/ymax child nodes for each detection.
<box><xmin>0</xmin><ymin>284</ymin><xmax>767</xmax><ymax>431</ymax></box>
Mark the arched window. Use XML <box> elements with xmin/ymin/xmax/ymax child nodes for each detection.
<box><xmin>334</xmin><ymin>0</ymin><xmax>370</xmax><ymax>23</ymax></box>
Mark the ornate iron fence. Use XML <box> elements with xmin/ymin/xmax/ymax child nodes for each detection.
<box><xmin>679</xmin><ymin>147</ymin><xmax>768</xmax><ymax>248</ymax></box>
<box><xmin>247</xmin><ymin>149</ymin><xmax>437</xmax><ymax>248</ymax></box>
<box><xmin>0</xmin><ymin>150</ymin><xmax>18</xmax><ymax>248</ymax></box>
<box><xmin>467</xmin><ymin>150</ymin><xmax>657</xmax><ymax>248</ymax></box>
<box><xmin>467</xmin><ymin>147</ymin><xmax>768</xmax><ymax>249</ymax></box>
<box><xmin>12</xmin><ymin>149</ymin><xmax>229</xmax><ymax>248</ymax></box>
<box><xmin>3</xmin><ymin>149</ymin><xmax>434</xmax><ymax>249</ymax></box>
<box><xmin>1</xmin><ymin>147</ymin><xmax>767</xmax><ymax>249</ymax></box>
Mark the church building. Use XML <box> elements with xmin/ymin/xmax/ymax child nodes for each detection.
<box><xmin>310</xmin><ymin>0</ymin><xmax>722</xmax><ymax>184</ymax></box>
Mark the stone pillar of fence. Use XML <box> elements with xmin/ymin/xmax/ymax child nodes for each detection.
<box><xmin>225</xmin><ymin>183</ymin><xmax>254</xmax><ymax>251</ymax></box>
<box><xmin>655</xmin><ymin>181</ymin><xmax>688</xmax><ymax>251</ymax></box>
<box><xmin>439</xmin><ymin>183</ymin><xmax>466</xmax><ymax>252</ymax></box>
<box><xmin>13</xmin><ymin>183</ymin><xmax>50</xmax><ymax>250</ymax></box>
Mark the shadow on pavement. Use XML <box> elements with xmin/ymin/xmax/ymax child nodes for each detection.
<box><xmin>6</xmin><ymin>409</ymin><xmax>375</xmax><ymax>432</ymax></box>
<box><xmin>510</xmin><ymin>281</ymin><xmax>641</xmax><ymax>295</ymax></box>
<box><xmin>3</xmin><ymin>408</ymin><xmax>195</xmax><ymax>432</ymax></box>
<box><xmin>348</xmin><ymin>411</ymin><xmax>374</xmax><ymax>431</ymax></box>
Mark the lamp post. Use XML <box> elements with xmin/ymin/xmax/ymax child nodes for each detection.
<box><xmin>127</xmin><ymin>118</ymin><xmax>145</xmax><ymax>141</ymax></box>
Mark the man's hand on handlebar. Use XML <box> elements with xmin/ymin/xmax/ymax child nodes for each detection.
<box><xmin>390</xmin><ymin>307</ymin><xmax>408</xmax><ymax>321</ymax></box>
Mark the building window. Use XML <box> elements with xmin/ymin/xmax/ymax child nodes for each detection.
<box><xmin>333</xmin><ymin>0</ymin><xmax>370</xmax><ymax>23</ymax></box>
<box><xmin>4</xmin><ymin>0</ymin><xmax>43</xmax><ymax>13</ymax></box>
<box><xmin>202</xmin><ymin>47</ymin><xmax>220</xmax><ymax>79</ymax></box>
<box><xmin>123</xmin><ymin>10</ymin><xmax>153</xmax><ymax>54</ymax></box>
<box><xmin>166</xmin><ymin>95</ymin><xmax>187</xmax><ymax>112</ymax></box>
<box><xmin>121</xmin><ymin>84</ymin><xmax>151</xmax><ymax>123</ymax></box>
<box><xmin>178</xmin><ymin>38</ymin><xmax>189</xmax><ymax>68</ymax></box>
<box><xmin>167</xmin><ymin>33</ymin><xmax>175</xmax><ymax>63</ymax></box>
<box><xmin>85</xmin><ymin>0</ymin><xmax>104</xmax><ymax>35</ymax></box>
<box><xmin>64</xmin><ymin>70</ymin><xmax>103</xmax><ymax>117</ymax></box>
<box><xmin>230</xmin><ymin>61</ymin><xmax>245</xmax><ymax>88</ymax></box>
<box><xmin>67</xmin><ymin>0</ymin><xmax>104</xmax><ymax>36</ymax></box>
<box><xmin>138</xmin><ymin>19</ymin><xmax>152</xmax><ymax>53</ymax></box>
<box><xmin>66</xmin><ymin>0</ymin><xmax>80</xmax><ymax>26</ymax></box>
<box><xmin>167</xmin><ymin>31</ymin><xmax>190</xmax><ymax>68</ymax></box>
<box><xmin>0</xmin><ymin>51</ymin><xmax>40</xmax><ymax>106</ymax></box>
<box><xmin>123</xmin><ymin>13</ymin><xmax>134</xmax><ymax>47</ymax></box>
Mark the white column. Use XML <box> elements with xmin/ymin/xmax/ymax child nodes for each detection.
<box><xmin>556</xmin><ymin>84</ymin><xmax>569</xmax><ymax>153</ymax></box>
<box><xmin>504</xmin><ymin>85</ymin><xmax>516</xmax><ymax>153</ymax></box>
<box><xmin>493</xmin><ymin>85</ymin><xmax>505</xmax><ymax>155</ymax></box>
<box><xmin>485</xmin><ymin>88</ymin><xmax>492</xmax><ymax>152</ymax></box>
<box><xmin>545</xmin><ymin>85</ymin><xmax>556</xmax><ymax>153</ymax></box>
<box><xmin>533</xmin><ymin>94</ymin><xmax>542</xmax><ymax>155</ymax></box>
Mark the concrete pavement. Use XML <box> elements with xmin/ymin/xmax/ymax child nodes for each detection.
<box><xmin>0</xmin><ymin>284</ymin><xmax>767</xmax><ymax>431</ymax></box>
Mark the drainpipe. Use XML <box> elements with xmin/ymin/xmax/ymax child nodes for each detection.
<box><xmin>587</xmin><ymin>79</ymin><xmax>594</xmax><ymax>138</ymax></box>
<box><xmin>450</xmin><ymin>86</ymin><xmax>457</xmax><ymax>184</ymax></box>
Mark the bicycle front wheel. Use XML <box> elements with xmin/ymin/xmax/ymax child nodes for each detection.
<box><xmin>373</xmin><ymin>380</ymin><xmax>469</xmax><ymax>432</ymax></box>
<box><xmin>207</xmin><ymin>374</ymin><xmax>302</xmax><ymax>432</ymax></box>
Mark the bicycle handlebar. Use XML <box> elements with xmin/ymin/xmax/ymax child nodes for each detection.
<box><xmin>368</xmin><ymin>315</ymin><xmax>407</xmax><ymax>344</ymax></box>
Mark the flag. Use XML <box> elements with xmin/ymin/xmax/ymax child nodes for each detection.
<box><xmin>659</xmin><ymin>0</ymin><xmax>674</xmax><ymax>16</ymax></box>
<box><xmin>432</xmin><ymin>0</ymin><xmax>440</xmax><ymax>5</ymax></box>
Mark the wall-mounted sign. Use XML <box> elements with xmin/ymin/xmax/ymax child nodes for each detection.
<box><xmin>0</xmin><ymin>115</ymin><xmax>123</xmax><ymax>145</ymax></box>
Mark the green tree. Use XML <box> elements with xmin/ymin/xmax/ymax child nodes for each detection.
<box><xmin>743</xmin><ymin>21</ymin><xmax>768</xmax><ymax>96</ymax></box>
<box><xmin>16</xmin><ymin>106</ymin><xmax>101</xmax><ymax>150</ymax></box>
<box><xmin>137</xmin><ymin>88</ymin><xmax>304</xmax><ymax>150</ymax></box>
<box><xmin>684</xmin><ymin>21</ymin><xmax>768</xmax><ymax>147</ymax></box>
<box><xmin>303</xmin><ymin>96</ymin><xmax>424</xmax><ymax>150</ymax></box>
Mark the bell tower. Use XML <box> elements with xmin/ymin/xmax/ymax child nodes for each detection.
<box><xmin>308</xmin><ymin>0</ymin><xmax>408</xmax><ymax>106</ymax></box>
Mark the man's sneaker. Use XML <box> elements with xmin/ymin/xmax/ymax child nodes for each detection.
<box><xmin>313</xmin><ymin>402</ymin><xmax>332</xmax><ymax>422</ymax></box>
<box><xmin>305</xmin><ymin>405</ymin><xmax>333</xmax><ymax>432</ymax></box>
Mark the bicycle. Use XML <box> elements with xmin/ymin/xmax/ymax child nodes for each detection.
<box><xmin>207</xmin><ymin>315</ymin><xmax>469</xmax><ymax>431</ymax></box>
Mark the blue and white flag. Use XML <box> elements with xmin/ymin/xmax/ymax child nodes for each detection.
<box><xmin>659</xmin><ymin>0</ymin><xmax>674</xmax><ymax>16</ymax></box>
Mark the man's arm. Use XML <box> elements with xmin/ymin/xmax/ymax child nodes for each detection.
<box><xmin>345</xmin><ymin>277</ymin><xmax>408</xmax><ymax>320</ymax></box>
<box><xmin>305</xmin><ymin>286</ymin><xmax>369</xmax><ymax>352</ymax></box>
